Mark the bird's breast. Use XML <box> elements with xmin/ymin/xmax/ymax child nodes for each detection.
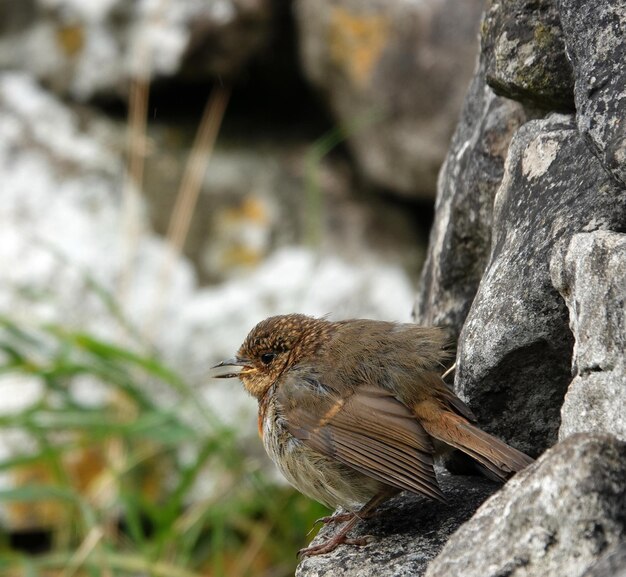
<box><xmin>259</xmin><ymin>392</ymin><xmax>383</xmax><ymax>510</ymax></box>
<box><xmin>257</xmin><ymin>388</ymin><xmax>271</xmax><ymax>440</ymax></box>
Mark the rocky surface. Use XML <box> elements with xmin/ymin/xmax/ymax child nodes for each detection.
<box><xmin>583</xmin><ymin>542</ymin><xmax>626</xmax><ymax>577</ymax></box>
<box><xmin>294</xmin><ymin>0</ymin><xmax>484</xmax><ymax>198</ymax></box>
<box><xmin>0</xmin><ymin>72</ymin><xmax>415</xmax><ymax>348</ymax></box>
<box><xmin>412</xmin><ymin>59</ymin><xmax>526</xmax><ymax>336</ymax></box>
<box><xmin>560</xmin><ymin>0</ymin><xmax>626</xmax><ymax>187</ymax></box>
<box><xmin>0</xmin><ymin>0</ymin><xmax>484</xmax><ymax>200</ymax></box>
<box><xmin>552</xmin><ymin>231</ymin><xmax>626</xmax><ymax>442</ymax></box>
<box><xmin>142</xmin><ymin>130</ymin><xmax>425</xmax><ymax>284</ymax></box>
<box><xmin>425</xmin><ymin>434</ymin><xmax>626</xmax><ymax>577</ymax></box>
<box><xmin>296</xmin><ymin>470</ymin><xmax>499</xmax><ymax>577</ymax></box>
<box><xmin>481</xmin><ymin>0</ymin><xmax>574</xmax><ymax>110</ymax></box>
<box><xmin>0</xmin><ymin>72</ymin><xmax>189</xmax><ymax>341</ymax></box>
<box><xmin>456</xmin><ymin>114</ymin><xmax>626</xmax><ymax>456</ymax></box>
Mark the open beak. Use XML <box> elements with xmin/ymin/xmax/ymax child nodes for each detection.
<box><xmin>211</xmin><ymin>356</ymin><xmax>252</xmax><ymax>379</ymax></box>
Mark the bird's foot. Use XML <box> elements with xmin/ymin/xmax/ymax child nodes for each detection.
<box><xmin>300</xmin><ymin>491</ymin><xmax>390</xmax><ymax>558</ymax></box>
<box><xmin>298</xmin><ymin>533</ymin><xmax>374</xmax><ymax>558</ymax></box>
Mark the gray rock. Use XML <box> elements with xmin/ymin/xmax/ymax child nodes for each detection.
<box><xmin>296</xmin><ymin>470</ymin><xmax>499</xmax><ymax>577</ymax></box>
<box><xmin>559</xmin><ymin>0</ymin><xmax>626</xmax><ymax>186</ymax></box>
<box><xmin>413</xmin><ymin>59</ymin><xmax>526</xmax><ymax>335</ymax></box>
<box><xmin>582</xmin><ymin>542</ymin><xmax>626</xmax><ymax>577</ymax></box>
<box><xmin>425</xmin><ymin>434</ymin><xmax>626</xmax><ymax>577</ymax></box>
<box><xmin>456</xmin><ymin>114</ymin><xmax>626</xmax><ymax>456</ymax></box>
<box><xmin>481</xmin><ymin>0</ymin><xmax>574</xmax><ymax>110</ymax></box>
<box><xmin>551</xmin><ymin>231</ymin><xmax>626</xmax><ymax>442</ymax></box>
<box><xmin>294</xmin><ymin>0</ymin><xmax>484</xmax><ymax>198</ymax></box>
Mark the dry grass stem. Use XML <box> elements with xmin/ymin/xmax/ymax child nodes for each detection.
<box><xmin>117</xmin><ymin>76</ymin><xmax>150</xmax><ymax>325</ymax></box>
<box><xmin>144</xmin><ymin>85</ymin><xmax>231</xmax><ymax>339</ymax></box>
<box><xmin>62</xmin><ymin>526</ymin><xmax>105</xmax><ymax>577</ymax></box>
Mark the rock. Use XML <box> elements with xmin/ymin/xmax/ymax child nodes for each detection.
<box><xmin>0</xmin><ymin>0</ymin><xmax>272</xmax><ymax>100</ymax></box>
<box><xmin>456</xmin><ymin>114</ymin><xmax>626</xmax><ymax>456</ymax></box>
<box><xmin>294</xmin><ymin>0</ymin><xmax>484</xmax><ymax>198</ymax></box>
<box><xmin>296</xmin><ymin>470</ymin><xmax>499</xmax><ymax>577</ymax></box>
<box><xmin>481</xmin><ymin>0</ymin><xmax>574</xmax><ymax>110</ymax></box>
<box><xmin>425</xmin><ymin>434</ymin><xmax>626</xmax><ymax>577</ymax></box>
<box><xmin>559</xmin><ymin>0</ymin><xmax>626</xmax><ymax>186</ymax></box>
<box><xmin>413</xmin><ymin>59</ymin><xmax>526</xmax><ymax>335</ymax></box>
<box><xmin>551</xmin><ymin>231</ymin><xmax>626</xmax><ymax>442</ymax></box>
<box><xmin>582</xmin><ymin>542</ymin><xmax>626</xmax><ymax>577</ymax></box>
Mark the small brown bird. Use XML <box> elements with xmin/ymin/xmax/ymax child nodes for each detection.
<box><xmin>214</xmin><ymin>314</ymin><xmax>533</xmax><ymax>557</ymax></box>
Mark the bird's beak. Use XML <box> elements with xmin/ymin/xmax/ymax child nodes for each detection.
<box><xmin>211</xmin><ymin>356</ymin><xmax>252</xmax><ymax>379</ymax></box>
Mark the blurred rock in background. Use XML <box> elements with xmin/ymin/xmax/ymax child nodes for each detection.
<box><xmin>295</xmin><ymin>0</ymin><xmax>484</xmax><ymax>198</ymax></box>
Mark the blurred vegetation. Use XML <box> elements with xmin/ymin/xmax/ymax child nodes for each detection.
<box><xmin>0</xmin><ymin>316</ymin><xmax>328</xmax><ymax>577</ymax></box>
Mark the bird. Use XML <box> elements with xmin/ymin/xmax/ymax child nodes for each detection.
<box><xmin>213</xmin><ymin>314</ymin><xmax>533</xmax><ymax>557</ymax></box>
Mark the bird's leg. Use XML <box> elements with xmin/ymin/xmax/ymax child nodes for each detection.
<box><xmin>298</xmin><ymin>491</ymin><xmax>389</xmax><ymax>558</ymax></box>
<box><xmin>311</xmin><ymin>512</ymin><xmax>355</xmax><ymax>528</ymax></box>
<box><xmin>311</xmin><ymin>507</ymin><xmax>380</xmax><ymax>530</ymax></box>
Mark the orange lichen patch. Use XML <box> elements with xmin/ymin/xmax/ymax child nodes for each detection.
<box><xmin>329</xmin><ymin>7</ymin><xmax>390</xmax><ymax>87</ymax></box>
<box><xmin>208</xmin><ymin>194</ymin><xmax>274</xmax><ymax>275</ymax></box>
<box><xmin>222</xmin><ymin>245</ymin><xmax>264</xmax><ymax>268</ymax></box>
<box><xmin>222</xmin><ymin>195</ymin><xmax>270</xmax><ymax>226</ymax></box>
<box><xmin>56</xmin><ymin>24</ymin><xmax>85</xmax><ymax>58</ymax></box>
<box><xmin>240</xmin><ymin>196</ymin><xmax>269</xmax><ymax>223</ymax></box>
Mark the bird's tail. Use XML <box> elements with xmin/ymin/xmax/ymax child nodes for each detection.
<box><xmin>418</xmin><ymin>408</ymin><xmax>533</xmax><ymax>482</ymax></box>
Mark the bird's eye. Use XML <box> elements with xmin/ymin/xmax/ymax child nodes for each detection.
<box><xmin>260</xmin><ymin>352</ymin><xmax>276</xmax><ymax>365</ymax></box>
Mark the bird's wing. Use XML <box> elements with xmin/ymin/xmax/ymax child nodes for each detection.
<box><xmin>277</xmin><ymin>373</ymin><xmax>445</xmax><ymax>502</ymax></box>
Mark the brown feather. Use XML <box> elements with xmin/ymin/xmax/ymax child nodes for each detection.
<box><xmin>413</xmin><ymin>401</ymin><xmax>533</xmax><ymax>481</ymax></box>
<box><xmin>278</xmin><ymin>380</ymin><xmax>445</xmax><ymax>502</ymax></box>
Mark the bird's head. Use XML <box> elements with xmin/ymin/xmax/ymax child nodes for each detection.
<box><xmin>213</xmin><ymin>314</ymin><xmax>332</xmax><ymax>400</ymax></box>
